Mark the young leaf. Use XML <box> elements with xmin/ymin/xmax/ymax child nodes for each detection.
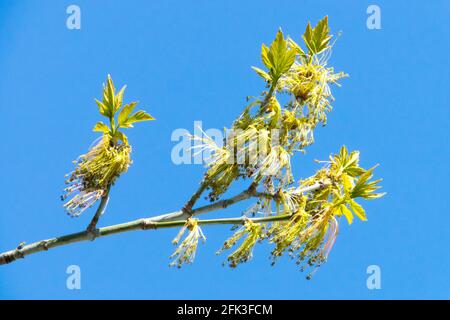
<box><xmin>118</xmin><ymin>102</ymin><xmax>137</xmax><ymax>127</ymax></box>
<box><xmin>259</xmin><ymin>30</ymin><xmax>296</xmax><ymax>82</ymax></box>
<box><xmin>341</xmin><ymin>173</ymin><xmax>353</xmax><ymax>194</ymax></box>
<box><xmin>348</xmin><ymin>199</ymin><xmax>367</xmax><ymax>221</ymax></box>
<box><xmin>114</xmin><ymin>85</ymin><xmax>126</xmax><ymax>113</ymax></box>
<box><xmin>339</xmin><ymin>204</ymin><xmax>354</xmax><ymax>225</ymax></box>
<box><xmin>106</xmin><ymin>75</ymin><xmax>116</xmax><ymax>104</ymax></box>
<box><xmin>93</xmin><ymin>121</ymin><xmax>110</xmax><ymax>133</ymax></box>
<box><xmin>261</xmin><ymin>44</ymin><xmax>272</xmax><ymax>71</ymax></box>
<box><xmin>350</xmin><ymin>166</ymin><xmax>384</xmax><ymax>199</ymax></box>
<box><xmin>120</xmin><ymin>110</ymin><xmax>154</xmax><ymax>128</ymax></box>
<box><xmin>95</xmin><ymin>99</ymin><xmax>111</xmax><ymax>118</ymax></box>
<box><xmin>269</xmin><ymin>30</ymin><xmax>296</xmax><ymax>78</ymax></box>
<box><xmin>346</xmin><ymin>166</ymin><xmax>366</xmax><ymax>178</ymax></box>
<box><xmin>339</xmin><ymin>145</ymin><xmax>348</xmax><ymax>162</ymax></box>
<box><xmin>302</xmin><ymin>16</ymin><xmax>332</xmax><ymax>55</ymax></box>
<box><xmin>103</xmin><ymin>75</ymin><xmax>116</xmax><ymax>117</ymax></box>
<box><xmin>288</xmin><ymin>38</ymin><xmax>306</xmax><ymax>57</ymax></box>
<box><xmin>251</xmin><ymin>66</ymin><xmax>271</xmax><ymax>82</ymax></box>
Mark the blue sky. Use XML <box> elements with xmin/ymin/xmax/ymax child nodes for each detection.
<box><xmin>0</xmin><ymin>0</ymin><xmax>449</xmax><ymax>299</ymax></box>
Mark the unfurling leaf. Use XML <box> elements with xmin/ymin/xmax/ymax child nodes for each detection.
<box><xmin>95</xmin><ymin>99</ymin><xmax>111</xmax><ymax>118</ymax></box>
<box><xmin>93</xmin><ymin>121</ymin><xmax>110</xmax><ymax>134</ymax></box>
<box><xmin>339</xmin><ymin>204</ymin><xmax>353</xmax><ymax>225</ymax></box>
<box><xmin>302</xmin><ymin>16</ymin><xmax>332</xmax><ymax>55</ymax></box>
<box><xmin>341</xmin><ymin>173</ymin><xmax>353</xmax><ymax>194</ymax></box>
<box><xmin>118</xmin><ymin>102</ymin><xmax>137</xmax><ymax>127</ymax></box>
<box><xmin>350</xmin><ymin>165</ymin><xmax>385</xmax><ymax>199</ymax></box>
<box><xmin>120</xmin><ymin>110</ymin><xmax>155</xmax><ymax>128</ymax></box>
<box><xmin>348</xmin><ymin>199</ymin><xmax>367</xmax><ymax>221</ymax></box>
<box><xmin>258</xmin><ymin>29</ymin><xmax>296</xmax><ymax>82</ymax></box>
<box><xmin>288</xmin><ymin>38</ymin><xmax>306</xmax><ymax>57</ymax></box>
<box><xmin>114</xmin><ymin>85</ymin><xmax>126</xmax><ymax>113</ymax></box>
<box><xmin>269</xmin><ymin>30</ymin><xmax>296</xmax><ymax>78</ymax></box>
<box><xmin>251</xmin><ymin>66</ymin><xmax>271</xmax><ymax>82</ymax></box>
<box><xmin>261</xmin><ymin>44</ymin><xmax>272</xmax><ymax>71</ymax></box>
<box><xmin>104</xmin><ymin>74</ymin><xmax>116</xmax><ymax>115</ymax></box>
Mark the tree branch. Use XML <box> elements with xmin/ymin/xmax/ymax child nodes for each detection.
<box><xmin>0</xmin><ymin>183</ymin><xmax>324</xmax><ymax>266</ymax></box>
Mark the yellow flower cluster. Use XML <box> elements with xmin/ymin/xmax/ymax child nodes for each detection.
<box><xmin>63</xmin><ymin>135</ymin><xmax>131</xmax><ymax>217</ymax></box>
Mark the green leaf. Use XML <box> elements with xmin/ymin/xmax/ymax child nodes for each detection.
<box><xmin>95</xmin><ymin>99</ymin><xmax>111</xmax><ymax>118</ymax></box>
<box><xmin>93</xmin><ymin>121</ymin><xmax>110</xmax><ymax>133</ymax></box>
<box><xmin>302</xmin><ymin>16</ymin><xmax>332</xmax><ymax>55</ymax></box>
<box><xmin>348</xmin><ymin>199</ymin><xmax>367</xmax><ymax>221</ymax></box>
<box><xmin>346</xmin><ymin>151</ymin><xmax>360</xmax><ymax>168</ymax></box>
<box><xmin>259</xmin><ymin>29</ymin><xmax>296</xmax><ymax>81</ymax></box>
<box><xmin>269</xmin><ymin>30</ymin><xmax>287</xmax><ymax>68</ymax></box>
<box><xmin>114</xmin><ymin>85</ymin><xmax>126</xmax><ymax>113</ymax></box>
<box><xmin>339</xmin><ymin>145</ymin><xmax>348</xmax><ymax>162</ymax></box>
<box><xmin>104</xmin><ymin>75</ymin><xmax>116</xmax><ymax>116</ymax></box>
<box><xmin>118</xmin><ymin>102</ymin><xmax>137</xmax><ymax>126</ymax></box>
<box><xmin>106</xmin><ymin>75</ymin><xmax>116</xmax><ymax>105</ymax></box>
<box><xmin>261</xmin><ymin>44</ymin><xmax>272</xmax><ymax>71</ymax></box>
<box><xmin>351</xmin><ymin>166</ymin><xmax>379</xmax><ymax>198</ymax></box>
<box><xmin>269</xmin><ymin>30</ymin><xmax>296</xmax><ymax>76</ymax></box>
<box><xmin>120</xmin><ymin>110</ymin><xmax>154</xmax><ymax>128</ymax></box>
<box><xmin>339</xmin><ymin>204</ymin><xmax>354</xmax><ymax>225</ymax></box>
<box><xmin>346</xmin><ymin>166</ymin><xmax>366</xmax><ymax>178</ymax></box>
<box><xmin>288</xmin><ymin>38</ymin><xmax>306</xmax><ymax>57</ymax></box>
<box><xmin>280</xmin><ymin>49</ymin><xmax>296</xmax><ymax>74</ymax></box>
<box><xmin>251</xmin><ymin>66</ymin><xmax>271</xmax><ymax>82</ymax></box>
<box><xmin>341</xmin><ymin>173</ymin><xmax>353</xmax><ymax>194</ymax></box>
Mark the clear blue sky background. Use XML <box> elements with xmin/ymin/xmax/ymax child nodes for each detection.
<box><xmin>0</xmin><ymin>0</ymin><xmax>449</xmax><ymax>299</ymax></box>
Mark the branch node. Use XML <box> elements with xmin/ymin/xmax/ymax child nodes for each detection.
<box><xmin>40</xmin><ymin>240</ymin><xmax>50</xmax><ymax>251</ymax></box>
<box><xmin>13</xmin><ymin>248</ymin><xmax>25</xmax><ymax>260</ymax></box>
<box><xmin>222</xmin><ymin>199</ymin><xmax>231</xmax><ymax>209</ymax></box>
<box><xmin>181</xmin><ymin>203</ymin><xmax>194</xmax><ymax>216</ymax></box>
<box><xmin>141</xmin><ymin>220</ymin><xmax>157</xmax><ymax>230</ymax></box>
<box><xmin>86</xmin><ymin>229</ymin><xmax>100</xmax><ymax>241</ymax></box>
<box><xmin>16</xmin><ymin>242</ymin><xmax>26</xmax><ymax>250</ymax></box>
<box><xmin>247</xmin><ymin>184</ymin><xmax>257</xmax><ymax>196</ymax></box>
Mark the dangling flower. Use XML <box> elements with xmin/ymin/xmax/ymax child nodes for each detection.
<box><xmin>189</xmin><ymin>127</ymin><xmax>231</xmax><ymax>169</ymax></box>
<box><xmin>288</xmin><ymin>208</ymin><xmax>338</xmax><ymax>275</ymax></box>
<box><xmin>252</xmin><ymin>145</ymin><xmax>292</xmax><ymax>183</ymax></box>
<box><xmin>62</xmin><ymin>135</ymin><xmax>131</xmax><ymax>217</ymax></box>
<box><xmin>217</xmin><ymin>219</ymin><xmax>263</xmax><ymax>268</ymax></box>
<box><xmin>170</xmin><ymin>218</ymin><xmax>206</xmax><ymax>268</ymax></box>
<box><xmin>270</xmin><ymin>206</ymin><xmax>309</xmax><ymax>259</ymax></box>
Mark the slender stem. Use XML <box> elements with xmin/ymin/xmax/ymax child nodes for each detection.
<box><xmin>0</xmin><ymin>183</ymin><xmax>324</xmax><ymax>266</ymax></box>
<box><xmin>86</xmin><ymin>184</ymin><xmax>111</xmax><ymax>233</ymax></box>
<box><xmin>182</xmin><ymin>179</ymin><xmax>209</xmax><ymax>214</ymax></box>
